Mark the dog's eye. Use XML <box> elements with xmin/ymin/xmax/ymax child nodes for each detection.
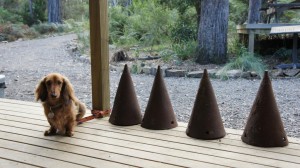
<box><xmin>46</xmin><ymin>81</ymin><xmax>51</xmax><ymax>86</ymax></box>
<box><xmin>57</xmin><ymin>81</ymin><xmax>62</xmax><ymax>85</ymax></box>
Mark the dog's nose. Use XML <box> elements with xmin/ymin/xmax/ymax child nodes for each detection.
<box><xmin>50</xmin><ymin>93</ymin><xmax>57</xmax><ymax>98</ymax></box>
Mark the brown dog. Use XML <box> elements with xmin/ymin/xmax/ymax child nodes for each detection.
<box><xmin>35</xmin><ymin>73</ymin><xmax>86</xmax><ymax>137</ymax></box>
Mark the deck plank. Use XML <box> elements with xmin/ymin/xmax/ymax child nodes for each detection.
<box><xmin>1</xmin><ymin>100</ymin><xmax>299</xmax><ymax>145</ymax></box>
<box><xmin>0</xmin><ymin>115</ymin><xmax>298</xmax><ymax>168</ymax></box>
<box><xmin>0</xmin><ymin>109</ymin><xmax>299</xmax><ymax>156</ymax></box>
<box><xmin>0</xmin><ymin>138</ymin><xmax>133</xmax><ymax>168</ymax></box>
<box><xmin>0</xmin><ymin>98</ymin><xmax>300</xmax><ymax>168</ymax></box>
<box><xmin>0</xmin><ymin>158</ymin><xmax>39</xmax><ymax>168</ymax></box>
<box><xmin>0</xmin><ymin>122</ymin><xmax>224</xmax><ymax>168</ymax></box>
<box><xmin>0</xmin><ymin>147</ymin><xmax>85</xmax><ymax>168</ymax></box>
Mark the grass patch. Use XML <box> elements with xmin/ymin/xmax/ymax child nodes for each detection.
<box><xmin>218</xmin><ymin>47</ymin><xmax>266</xmax><ymax>80</ymax></box>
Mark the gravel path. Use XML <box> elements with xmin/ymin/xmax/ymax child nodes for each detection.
<box><xmin>0</xmin><ymin>34</ymin><xmax>299</xmax><ymax>138</ymax></box>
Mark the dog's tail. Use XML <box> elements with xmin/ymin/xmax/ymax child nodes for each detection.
<box><xmin>76</xmin><ymin>101</ymin><xmax>86</xmax><ymax>121</ymax></box>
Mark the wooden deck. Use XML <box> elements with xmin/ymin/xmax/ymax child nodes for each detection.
<box><xmin>0</xmin><ymin>98</ymin><xmax>300</xmax><ymax>168</ymax></box>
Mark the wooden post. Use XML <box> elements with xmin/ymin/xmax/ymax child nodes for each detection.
<box><xmin>248</xmin><ymin>30</ymin><xmax>255</xmax><ymax>53</ymax></box>
<box><xmin>89</xmin><ymin>0</ymin><xmax>110</xmax><ymax>111</ymax></box>
<box><xmin>292</xmin><ymin>33</ymin><xmax>298</xmax><ymax>65</ymax></box>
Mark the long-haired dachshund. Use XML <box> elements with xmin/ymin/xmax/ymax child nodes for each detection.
<box><xmin>35</xmin><ymin>73</ymin><xmax>86</xmax><ymax>137</ymax></box>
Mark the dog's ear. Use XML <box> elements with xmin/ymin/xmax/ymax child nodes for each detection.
<box><xmin>35</xmin><ymin>77</ymin><xmax>47</xmax><ymax>102</ymax></box>
<box><xmin>62</xmin><ymin>77</ymin><xmax>76</xmax><ymax>105</ymax></box>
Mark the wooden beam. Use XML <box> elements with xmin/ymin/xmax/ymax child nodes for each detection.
<box><xmin>89</xmin><ymin>0</ymin><xmax>110</xmax><ymax>111</ymax></box>
<box><xmin>248</xmin><ymin>30</ymin><xmax>255</xmax><ymax>53</ymax></box>
<box><xmin>269</xmin><ymin>3</ymin><xmax>300</xmax><ymax>8</ymax></box>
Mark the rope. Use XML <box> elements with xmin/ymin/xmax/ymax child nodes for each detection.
<box><xmin>77</xmin><ymin>109</ymin><xmax>111</xmax><ymax>125</ymax></box>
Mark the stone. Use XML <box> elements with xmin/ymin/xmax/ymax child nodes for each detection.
<box><xmin>241</xmin><ymin>71</ymin><xmax>251</xmax><ymax>78</ymax></box>
<box><xmin>283</xmin><ymin>69</ymin><xmax>300</xmax><ymax>77</ymax></box>
<box><xmin>150</xmin><ymin>66</ymin><xmax>167</xmax><ymax>77</ymax></box>
<box><xmin>250</xmin><ymin>71</ymin><xmax>258</xmax><ymax>77</ymax></box>
<box><xmin>150</xmin><ymin>67</ymin><xmax>157</xmax><ymax>76</ymax></box>
<box><xmin>270</xmin><ymin>69</ymin><xmax>285</xmax><ymax>78</ymax></box>
<box><xmin>141</xmin><ymin>66</ymin><xmax>152</xmax><ymax>75</ymax></box>
<box><xmin>226</xmin><ymin>69</ymin><xmax>243</xmax><ymax>78</ymax></box>
<box><xmin>110</xmin><ymin>65</ymin><xmax>118</xmax><ymax>71</ymax></box>
<box><xmin>165</xmin><ymin>69</ymin><xmax>186</xmax><ymax>77</ymax></box>
<box><xmin>187</xmin><ymin>71</ymin><xmax>203</xmax><ymax>78</ymax></box>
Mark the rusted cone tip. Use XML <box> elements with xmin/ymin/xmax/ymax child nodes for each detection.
<box><xmin>242</xmin><ymin>71</ymin><xmax>288</xmax><ymax>147</ymax></box>
<box><xmin>186</xmin><ymin>69</ymin><xmax>226</xmax><ymax>140</ymax></box>
<box><xmin>141</xmin><ymin>66</ymin><xmax>178</xmax><ymax>130</ymax></box>
<box><xmin>109</xmin><ymin>64</ymin><xmax>142</xmax><ymax>126</ymax></box>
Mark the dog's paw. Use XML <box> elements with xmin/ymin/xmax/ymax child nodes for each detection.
<box><xmin>65</xmin><ymin>131</ymin><xmax>74</xmax><ymax>137</ymax></box>
<box><xmin>44</xmin><ymin>130</ymin><xmax>56</xmax><ymax>136</ymax></box>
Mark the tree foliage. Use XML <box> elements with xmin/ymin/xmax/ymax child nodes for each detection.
<box><xmin>0</xmin><ymin>0</ymin><xmax>24</xmax><ymax>24</ymax></box>
<box><xmin>229</xmin><ymin>0</ymin><xmax>248</xmax><ymax>25</ymax></box>
<box><xmin>109</xmin><ymin>0</ymin><xmax>178</xmax><ymax>47</ymax></box>
<box><xmin>0</xmin><ymin>0</ymin><xmax>46</xmax><ymax>25</ymax></box>
<box><xmin>62</xmin><ymin>0</ymin><xmax>89</xmax><ymax>21</ymax></box>
<box><xmin>23</xmin><ymin>0</ymin><xmax>47</xmax><ymax>26</ymax></box>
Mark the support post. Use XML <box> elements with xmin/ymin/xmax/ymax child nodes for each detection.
<box><xmin>248</xmin><ymin>30</ymin><xmax>255</xmax><ymax>53</ymax></box>
<box><xmin>89</xmin><ymin>0</ymin><xmax>110</xmax><ymax>111</ymax></box>
<box><xmin>292</xmin><ymin>33</ymin><xmax>298</xmax><ymax>65</ymax></box>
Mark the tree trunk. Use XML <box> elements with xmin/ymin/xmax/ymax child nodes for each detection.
<box><xmin>248</xmin><ymin>0</ymin><xmax>262</xmax><ymax>23</ymax></box>
<box><xmin>196</xmin><ymin>0</ymin><xmax>229</xmax><ymax>64</ymax></box>
<box><xmin>48</xmin><ymin>0</ymin><xmax>62</xmax><ymax>23</ymax></box>
<box><xmin>29</xmin><ymin>0</ymin><xmax>33</xmax><ymax>18</ymax></box>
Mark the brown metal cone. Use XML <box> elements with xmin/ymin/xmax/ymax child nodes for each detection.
<box><xmin>141</xmin><ymin>66</ymin><xmax>178</xmax><ymax>130</ymax></box>
<box><xmin>242</xmin><ymin>71</ymin><xmax>288</xmax><ymax>147</ymax></box>
<box><xmin>109</xmin><ymin>64</ymin><xmax>142</xmax><ymax>126</ymax></box>
<box><xmin>186</xmin><ymin>69</ymin><xmax>226</xmax><ymax>140</ymax></box>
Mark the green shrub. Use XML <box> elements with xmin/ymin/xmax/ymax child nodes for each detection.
<box><xmin>160</xmin><ymin>49</ymin><xmax>175</xmax><ymax>62</ymax></box>
<box><xmin>170</xmin><ymin>7</ymin><xmax>197</xmax><ymax>43</ymax></box>
<box><xmin>273</xmin><ymin>48</ymin><xmax>292</xmax><ymax>62</ymax></box>
<box><xmin>23</xmin><ymin>27</ymin><xmax>39</xmax><ymax>39</ymax></box>
<box><xmin>172</xmin><ymin>40</ymin><xmax>197</xmax><ymax>61</ymax></box>
<box><xmin>109</xmin><ymin>6</ymin><xmax>129</xmax><ymax>44</ymax></box>
<box><xmin>32</xmin><ymin>23</ymin><xmax>70</xmax><ymax>34</ymax></box>
<box><xmin>21</xmin><ymin>0</ymin><xmax>47</xmax><ymax>26</ymax></box>
<box><xmin>109</xmin><ymin>0</ymin><xmax>178</xmax><ymax>48</ymax></box>
<box><xmin>0</xmin><ymin>25</ymin><xmax>12</xmax><ymax>41</ymax></box>
<box><xmin>0</xmin><ymin>7</ymin><xmax>23</xmax><ymax>24</ymax></box>
<box><xmin>131</xmin><ymin>61</ymin><xmax>143</xmax><ymax>74</ymax></box>
<box><xmin>62</xmin><ymin>0</ymin><xmax>89</xmax><ymax>21</ymax></box>
<box><xmin>227</xmin><ymin>34</ymin><xmax>243</xmax><ymax>56</ymax></box>
<box><xmin>77</xmin><ymin>32</ymin><xmax>90</xmax><ymax>54</ymax></box>
<box><xmin>158</xmin><ymin>40</ymin><xmax>197</xmax><ymax>62</ymax></box>
<box><xmin>0</xmin><ymin>23</ymin><xmax>39</xmax><ymax>41</ymax></box>
<box><xmin>70</xmin><ymin>20</ymin><xmax>90</xmax><ymax>54</ymax></box>
<box><xmin>32</xmin><ymin>23</ymin><xmax>56</xmax><ymax>34</ymax></box>
<box><xmin>218</xmin><ymin>47</ymin><xmax>266</xmax><ymax>80</ymax></box>
<box><xmin>229</xmin><ymin>0</ymin><xmax>248</xmax><ymax>25</ymax></box>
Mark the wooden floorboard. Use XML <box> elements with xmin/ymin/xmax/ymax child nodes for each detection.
<box><xmin>0</xmin><ymin>98</ymin><xmax>300</xmax><ymax>168</ymax></box>
<box><xmin>0</xmin><ymin>158</ymin><xmax>39</xmax><ymax>168</ymax></box>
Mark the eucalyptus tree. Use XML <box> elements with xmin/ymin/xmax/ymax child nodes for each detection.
<box><xmin>196</xmin><ymin>0</ymin><xmax>229</xmax><ymax>64</ymax></box>
<box><xmin>48</xmin><ymin>0</ymin><xmax>62</xmax><ymax>23</ymax></box>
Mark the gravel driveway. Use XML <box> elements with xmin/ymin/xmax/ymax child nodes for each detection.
<box><xmin>0</xmin><ymin>34</ymin><xmax>299</xmax><ymax>138</ymax></box>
